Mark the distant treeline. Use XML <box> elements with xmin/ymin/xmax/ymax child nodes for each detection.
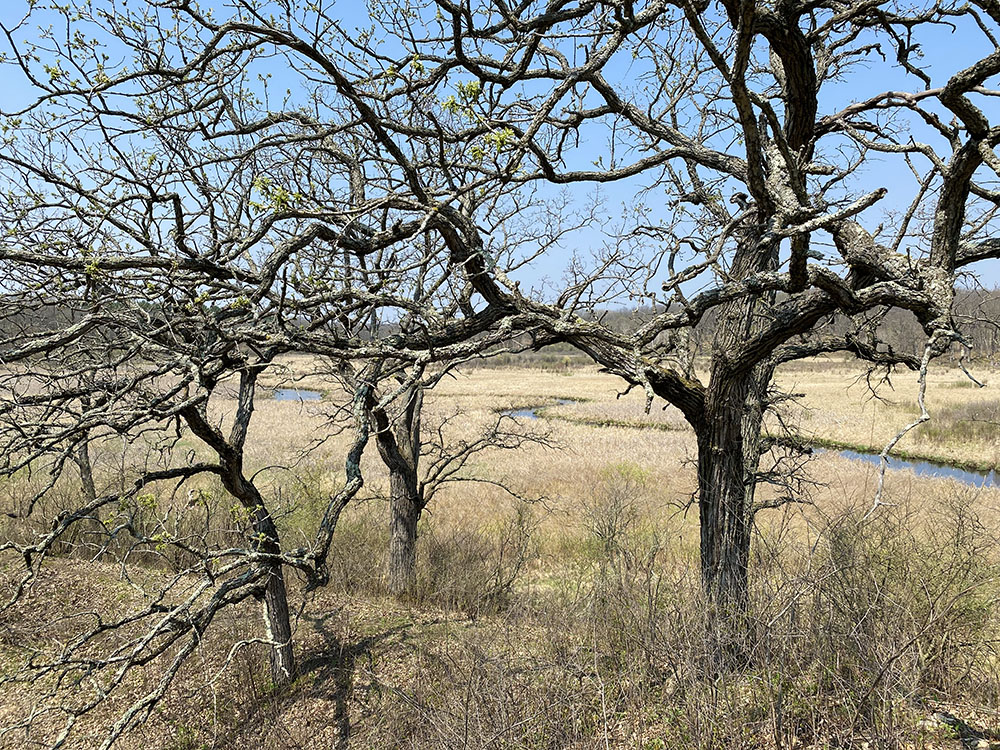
<box><xmin>6</xmin><ymin>288</ymin><xmax>998</xmax><ymax>368</ymax></box>
<box><xmin>471</xmin><ymin>287</ymin><xmax>1000</xmax><ymax>370</ymax></box>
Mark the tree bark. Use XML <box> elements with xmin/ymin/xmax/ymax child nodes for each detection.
<box><xmin>387</xmin><ymin>467</ymin><xmax>421</xmax><ymax>597</ymax></box>
<box><xmin>248</xmin><ymin>503</ymin><xmax>296</xmax><ymax>687</ymax></box>
<box><xmin>261</xmin><ymin>552</ymin><xmax>296</xmax><ymax>686</ymax></box>
<box><xmin>697</xmin><ymin>363</ymin><xmax>771</xmax><ymax>616</ymax></box>
<box><xmin>72</xmin><ymin>438</ymin><xmax>103</xmax><ymax>551</ymax></box>
<box><xmin>73</xmin><ymin>440</ymin><xmax>97</xmax><ymax>504</ymax></box>
<box><xmin>374</xmin><ymin>383</ymin><xmax>424</xmax><ymax>598</ymax></box>
<box><xmin>179</xmin><ymin>400</ymin><xmax>297</xmax><ymax>688</ymax></box>
<box><xmin>696</xmin><ymin>232</ymin><xmax>778</xmax><ymax>638</ymax></box>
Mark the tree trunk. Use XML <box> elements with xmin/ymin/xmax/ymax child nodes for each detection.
<box><xmin>375</xmin><ymin>383</ymin><xmax>423</xmax><ymax>598</ymax></box>
<box><xmin>697</xmin><ymin>231</ymin><xmax>778</xmax><ymax>642</ymax></box>
<box><xmin>251</xmin><ymin>507</ymin><xmax>297</xmax><ymax>687</ymax></box>
<box><xmin>388</xmin><ymin>467</ymin><xmax>421</xmax><ymax>597</ymax></box>
<box><xmin>74</xmin><ymin>396</ymin><xmax>98</xmax><ymax>507</ymax></box>
<box><xmin>179</xmin><ymin>391</ymin><xmax>297</xmax><ymax>688</ymax></box>
<box><xmin>696</xmin><ymin>362</ymin><xmax>773</xmax><ymax>661</ymax></box>
<box><xmin>697</xmin><ymin>364</ymin><xmax>770</xmax><ymax>614</ymax></box>
<box><xmin>74</xmin><ymin>439</ymin><xmax>97</xmax><ymax>504</ymax></box>
<box><xmin>261</xmin><ymin>558</ymin><xmax>296</xmax><ymax>686</ymax></box>
<box><xmin>72</xmin><ymin>438</ymin><xmax>103</xmax><ymax>552</ymax></box>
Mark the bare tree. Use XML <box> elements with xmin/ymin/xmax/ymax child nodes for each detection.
<box><xmin>331</xmin><ymin>359</ymin><xmax>553</xmax><ymax>597</ymax></box>
<box><xmin>0</xmin><ymin>231</ymin><xmax>392</xmax><ymax>708</ymax></box>
<box><xmin>2</xmin><ymin>10</ymin><xmax>998</xmax><ymax>746</ymax></box>
<box><xmin>0</xmin><ymin>1</ymin><xmax>557</xmax><ymax>742</ymax></box>
<box><xmin>372</xmin><ymin>0</ymin><xmax>1000</xmax><ymax>630</ymax></box>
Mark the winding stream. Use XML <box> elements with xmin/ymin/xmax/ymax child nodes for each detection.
<box><xmin>503</xmin><ymin>401</ymin><xmax>997</xmax><ymax>489</ymax></box>
<box><xmin>831</xmin><ymin>449</ymin><xmax>998</xmax><ymax>489</ymax></box>
<box><xmin>503</xmin><ymin>398</ymin><xmax>575</xmax><ymax>419</ymax></box>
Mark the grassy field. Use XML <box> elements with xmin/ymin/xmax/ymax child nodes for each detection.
<box><xmin>2</xmin><ymin>357</ymin><xmax>1000</xmax><ymax>749</ymax></box>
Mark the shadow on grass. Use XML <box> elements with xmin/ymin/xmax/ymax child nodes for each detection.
<box><xmin>218</xmin><ymin>611</ymin><xmax>411</xmax><ymax>750</ymax></box>
<box><xmin>297</xmin><ymin>611</ymin><xmax>411</xmax><ymax>750</ymax></box>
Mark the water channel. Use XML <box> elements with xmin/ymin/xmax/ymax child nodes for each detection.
<box><xmin>503</xmin><ymin>401</ymin><xmax>997</xmax><ymax>489</ymax></box>
<box><xmin>273</xmin><ymin>388</ymin><xmax>323</xmax><ymax>402</ymax></box>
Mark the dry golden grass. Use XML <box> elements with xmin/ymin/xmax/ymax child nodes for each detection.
<box><xmin>773</xmin><ymin>358</ymin><xmax>1000</xmax><ymax>468</ymax></box>
<box><xmin>3</xmin><ymin>356</ymin><xmax>1000</xmax><ymax>749</ymax></box>
<box><xmin>214</xmin><ymin>358</ymin><xmax>1000</xmax><ymax>599</ymax></box>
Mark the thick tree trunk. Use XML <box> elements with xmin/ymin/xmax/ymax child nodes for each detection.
<box><xmin>697</xmin><ymin>231</ymin><xmax>778</xmax><ymax>638</ymax></box>
<box><xmin>697</xmin><ymin>365</ymin><xmax>770</xmax><ymax>615</ymax></box>
<box><xmin>388</xmin><ymin>468</ymin><xmax>421</xmax><ymax>597</ymax></box>
<box><xmin>696</xmin><ymin>363</ymin><xmax>773</xmax><ymax>663</ymax></box>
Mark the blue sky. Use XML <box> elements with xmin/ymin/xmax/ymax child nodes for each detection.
<box><xmin>1</xmin><ymin>0</ymin><xmax>997</xmax><ymax>294</ymax></box>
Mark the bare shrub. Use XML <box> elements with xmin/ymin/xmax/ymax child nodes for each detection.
<box><xmin>6</xmin><ymin>461</ymin><xmax>998</xmax><ymax>749</ymax></box>
<box><xmin>808</xmin><ymin>499</ymin><xmax>999</xmax><ymax>705</ymax></box>
<box><xmin>356</xmin><ymin>491</ymin><xmax>1000</xmax><ymax>749</ymax></box>
<box><xmin>582</xmin><ymin>460</ymin><xmax>648</xmax><ymax>561</ymax></box>
<box><xmin>416</xmin><ymin>505</ymin><xmax>537</xmax><ymax>617</ymax></box>
<box><xmin>322</xmin><ymin>505</ymin><xmax>389</xmax><ymax>597</ymax></box>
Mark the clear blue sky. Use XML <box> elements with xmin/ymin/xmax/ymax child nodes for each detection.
<box><xmin>1</xmin><ymin>0</ymin><xmax>997</xmax><ymax>293</ymax></box>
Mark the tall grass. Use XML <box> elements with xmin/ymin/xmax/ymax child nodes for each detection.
<box><xmin>917</xmin><ymin>397</ymin><xmax>1000</xmax><ymax>443</ymax></box>
<box><xmin>209</xmin><ymin>475</ymin><xmax>1000</xmax><ymax>749</ymax></box>
<box><xmin>5</xmin><ymin>364</ymin><xmax>1000</xmax><ymax>749</ymax></box>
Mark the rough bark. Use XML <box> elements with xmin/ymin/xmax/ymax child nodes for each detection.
<box><xmin>258</xmin><ymin>517</ymin><xmax>296</xmax><ymax>686</ymax></box>
<box><xmin>180</xmin><ymin>395</ymin><xmax>298</xmax><ymax>687</ymax></box>
<box><xmin>696</xmin><ymin>229</ymin><xmax>779</xmax><ymax>624</ymax></box>
<box><xmin>73</xmin><ymin>440</ymin><xmax>97</xmax><ymax>505</ymax></box>
<box><xmin>374</xmin><ymin>383</ymin><xmax>424</xmax><ymax>597</ymax></box>
<box><xmin>697</xmin><ymin>363</ymin><xmax>771</xmax><ymax>617</ymax></box>
<box><xmin>388</xmin><ymin>467</ymin><xmax>421</xmax><ymax>597</ymax></box>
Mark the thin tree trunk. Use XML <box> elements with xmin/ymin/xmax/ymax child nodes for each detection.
<box><xmin>74</xmin><ymin>439</ymin><xmax>97</xmax><ymax>504</ymax></box>
<box><xmin>375</xmin><ymin>383</ymin><xmax>423</xmax><ymax>598</ymax></box>
<box><xmin>179</xmin><ymin>383</ymin><xmax>297</xmax><ymax>687</ymax></box>
<box><xmin>72</xmin><ymin>438</ymin><xmax>105</xmax><ymax>554</ymax></box>
<box><xmin>74</xmin><ymin>395</ymin><xmax>98</xmax><ymax>506</ymax></box>
<box><xmin>261</xmin><ymin>558</ymin><xmax>296</xmax><ymax>685</ymax></box>
<box><xmin>251</xmin><ymin>507</ymin><xmax>297</xmax><ymax>687</ymax></box>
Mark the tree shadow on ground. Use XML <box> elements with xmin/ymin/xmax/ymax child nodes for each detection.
<box><xmin>217</xmin><ymin>610</ymin><xmax>411</xmax><ymax>750</ymax></box>
<box><xmin>926</xmin><ymin>711</ymin><xmax>1000</xmax><ymax>750</ymax></box>
<box><xmin>297</xmin><ymin>610</ymin><xmax>411</xmax><ymax>749</ymax></box>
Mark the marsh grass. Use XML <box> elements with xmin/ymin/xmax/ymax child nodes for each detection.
<box><xmin>916</xmin><ymin>397</ymin><xmax>1000</xmax><ymax>444</ymax></box>
<box><xmin>4</xmin><ymin>362</ymin><xmax>1000</xmax><ymax>748</ymax></box>
<box><xmin>773</xmin><ymin>360</ymin><xmax>1000</xmax><ymax>468</ymax></box>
